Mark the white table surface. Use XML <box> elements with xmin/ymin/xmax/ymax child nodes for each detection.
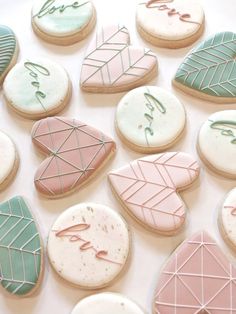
<box><xmin>0</xmin><ymin>0</ymin><xmax>235</xmax><ymax>313</ymax></box>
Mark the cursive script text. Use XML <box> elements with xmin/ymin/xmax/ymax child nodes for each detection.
<box><xmin>210</xmin><ymin>120</ymin><xmax>236</xmax><ymax>145</ymax></box>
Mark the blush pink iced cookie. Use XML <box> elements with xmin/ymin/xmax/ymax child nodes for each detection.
<box><xmin>154</xmin><ymin>231</ymin><xmax>236</xmax><ymax>313</ymax></box>
<box><xmin>108</xmin><ymin>152</ymin><xmax>200</xmax><ymax>235</ymax></box>
<box><xmin>80</xmin><ymin>25</ymin><xmax>158</xmax><ymax>93</ymax></box>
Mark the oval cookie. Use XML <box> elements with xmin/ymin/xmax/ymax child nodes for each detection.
<box><xmin>136</xmin><ymin>0</ymin><xmax>204</xmax><ymax>48</ymax></box>
<box><xmin>0</xmin><ymin>196</ymin><xmax>43</xmax><ymax>296</ymax></box>
<box><xmin>0</xmin><ymin>131</ymin><xmax>18</xmax><ymax>190</ymax></box>
<box><xmin>116</xmin><ymin>86</ymin><xmax>186</xmax><ymax>153</ymax></box>
<box><xmin>198</xmin><ymin>110</ymin><xmax>236</xmax><ymax>179</ymax></box>
<box><xmin>0</xmin><ymin>25</ymin><xmax>18</xmax><ymax>85</ymax></box>
<box><xmin>3</xmin><ymin>58</ymin><xmax>71</xmax><ymax>119</ymax></box>
<box><xmin>71</xmin><ymin>293</ymin><xmax>145</xmax><ymax>314</ymax></box>
<box><xmin>47</xmin><ymin>203</ymin><xmax>130</xmax><ymax>289</ymax></box>
<box><xmin>31</xmin><ymin>0</ymin><xmax>96</xmax><ymax>45</ymax></box>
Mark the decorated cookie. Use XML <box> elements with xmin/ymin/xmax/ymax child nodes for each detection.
<box><xmin>136</xmin><ymin>0</ymin><xmax>204</xmax><ymax>48</ymax></box>
<box><xmin>173</xmin><ymin>32</ymin><xmax>236</xmax><ymax>103</ymax></box>
<box><xmin>80</xmin><ymin>25</ymin><xmax>158</xmax><ymax>93</ymax></box>
<box><xmin>32</xmin><ymin>117</ymin><xmax>116</xmax><ymax>198</ymax></box>
<box><xmin>71</xmin><ymin>293</ymin><xmax>145</xmax><ymax>314</ymax></box>
<box><xmin>116</xmin><ymin>86</ymin><xmax>186</xmax><ymax>153</ymax></box>
<box><xmin>3</xmin><ymin>58</ymin><xmax>71</xmax><ymax>119</ymax></box>
<box><xmin>0</xmin><ymin>131</ymin><xmax>19</xmax><ymax>191</ymax></box>
<box><xmin>31</xmin><ymin>0</ymin><xmax>96</xmax><ymax>45</ymax></box>
<box><xmin>154</xmin><ymin>231</ymin><xmax>236</xmax><ymax>313</ymax></box>
<box><xmin>198</xmin><ymin>110</ymin><xmax>236</xmax><ymax>179</ymax></box>
<box><xmin>218</xmin><ymin>188</ymin><xmax>236</xmax><ymax>250</ymax></box>
<box><xmin>48</xmin><ymin>203</ymin><xmax>130</xmax><ymax>289</ymax></box>
<box><xmin>0</xmin><ymin>25</ymin><xmax>18</xmax><ymax>85</ymax></box>
<box><xmin>108</xmin><ymin>152</ymin><xmax>200</xmax><ymax>235</ymax></box>
<box><xmin>0</xmin><ymin>196</ymin><xmax>43</xmax><ymax>296</ymax></box>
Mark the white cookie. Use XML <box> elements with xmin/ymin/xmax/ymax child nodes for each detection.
<box><xmin>198</xmin><ymin>110</ymin><xmax>236</xmax><ymax>179</ymax></box>
<box><xmin>71</xmin><ymin>293</ymin><xmax>145</xmax><ymax>314</ymax></box>
<box><xmin>47</xmin><ymin>203</ymin><xmax>130</xmax><ymax>289</ymax></box>
<box><xmin>3</xmin><ymin>58</ymin><xmax>71</xmax><ymax>119</ymax></box>
<box><xmin>116</xmin><ymin>86</ymin><xmax>186</xmax><ymax>153</ymax></box>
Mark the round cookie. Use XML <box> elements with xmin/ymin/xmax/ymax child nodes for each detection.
<box><xmin>31</xmin><ymin>0</ymin><xmax>96</xmax><ymax>45</ymax></box>
<box><xmin>71</xmin><ymin>293</ymin><xmax>145</xmax><ymax>314</ymax></box>
<box><xmin>47</xmin><ymin>203</ymin><xmax>130</xmax><ymax>289</ymax></box>
<box><xmin>198</xmin><ymin>110</ymin><xmax>236</xmax><ymax>179</ymax></box>
<box><xmin>136</xmin><ymin>0</ymin><xmax>204</xmax><ymax>48</ymax></box>
<box><xmin>0</xmin><ymin>25</ymin><xmax>18</xmax><ymax>85</ymax></box>
<box><xmin>116</xmin><ymin>86</ymin><xmax>186</xmax><ymax>153</ymax></box>
<box><xmin>3</xmin><ymin>58</ymin><xmax>71</xmax><ymax>119</ymax></box>
<box><xmin>0</xmin><ymin>131</ymin><xmax>19</xmax><ymax>191</ymax></box>
<box><xmin>218</xmin><ymin>188</ymin><xmax>236</xmax><ymax>251</ymax></box>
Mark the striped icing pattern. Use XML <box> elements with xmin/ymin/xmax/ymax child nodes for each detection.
<box><xmin>0</xmin><ymin>25</ymin><xmax>16</xmax><ymax>77</ymax></box>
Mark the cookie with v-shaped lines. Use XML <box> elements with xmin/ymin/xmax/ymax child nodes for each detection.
<box><xmin>32</xmin><ymin>117</ymin><xmax>116</xmax><ymax>198</ymax></box>
<box><xmin>80</xmin><ymin>24</ymin><xmax>158</xmax><ymax>93</ymax></box>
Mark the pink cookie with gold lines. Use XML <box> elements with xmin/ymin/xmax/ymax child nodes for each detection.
<box><xmin>108</xmin><ymin>152</ymin><xmax>200</xmax><ymax>235</ymax></box>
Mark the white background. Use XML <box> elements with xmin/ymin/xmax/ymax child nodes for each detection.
<box><xmin>0</xmin><ymin>0</ymin><xmax>235</xmax><ymax>313</ymax></box>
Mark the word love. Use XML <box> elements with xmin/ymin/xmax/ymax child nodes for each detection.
<box><xmin>35</xmin><ymin>0</ymin><xmax>89</xmax><ymax>18</ymax></box>
<box><xmin>55</xmin><ymin>223</ymin><xmax>122</xmax><ymax>265</ymax></box>
<box><xmin>210</xmin><ymin>120</ymin><xmax>236</xmax><ymax>145</ymax></box>
<box><xmin>24</xmin><ymin>61</ymin><xmax>50</xmax><ymax>110</ymax></box>
<box><xmin>144</xmin><ymin>0</ymin><xmax>200</xmax><ymax>25</ymax></box>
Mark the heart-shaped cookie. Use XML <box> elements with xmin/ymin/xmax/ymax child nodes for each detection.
<box><xmin>32</xmin><ymin>117</ymin><xmax>116</xmax><ymax>198</ymax></box>
<box><xmin>80</xmin><ymin>25</ymin><xmax>158</xmax><ymax>93</ymax></box>
<box><xmin>154</xmin><ymin>231</ymin><xmax>236</xmax><ymax>313</ymax></box>
<box><xmin>173</xmin><ymin>32</ymin><xmax>236</xmax><ymax>103</ymax></box>
<box><xmin>108</xmin><ymin>152</ymin><xmax>200</xmax><ymax>235</ymax></box>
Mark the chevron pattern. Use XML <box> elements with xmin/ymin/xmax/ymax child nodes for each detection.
<box><xmin>0</xmin><ymin>25</ymin><xmax>16</xmax><ymax>77</ymax></box>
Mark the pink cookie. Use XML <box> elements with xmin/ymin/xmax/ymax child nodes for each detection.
<box><xmin>108</xmin><ymin>152</ymin><xmax>200</xmax><ymax>235</ymax></box>
<box><xmin>80</xmin><ymin>25</ymin><xmax>158</xmax><ymax>93</ymax></box>
<box><xmin>32</xmin><ymin>117</ymin><xmax>116</xmax><ymax>198</ymax></box>
<box><xmin>154</xmin><ymin>231</ymin><xmax>236</xmax><ymax>313</ymax></box>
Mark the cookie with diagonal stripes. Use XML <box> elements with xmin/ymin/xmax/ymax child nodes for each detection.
<box><xmin>32</xmin><ymin>117</ymin><xmax>116</xmax><ymax>198</ymax></box>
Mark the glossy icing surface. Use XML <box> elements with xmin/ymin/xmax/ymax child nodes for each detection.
<box><xmin>0</xmin><ymin>131</ymin><xmax>16</xmax><ymax>185</ymax></box>
<box><xmin>48</xmin><ymin>203</ymin><xmax>130</xmax><ymax>288</ymax></box>
<box><xmin>32</xmin><ymin>117</ymin><xmax>116</xmax><ymax>197</ymax></box>
<box><xmin>198</xmin><ymin>110</ymin><xmax>236</xmax><ymax>176</ymax></box>
<box><xmin>109</xmin><ymin>152</ymin><xmax>199</xmax><ymax>234</ymax></box>
<box><xmin>154</xmin><ymin>231</ymin><xmax>236</xmax><ymax>313</ymax></box>
<box><xmin>0</xmin><ymin>25</ymin><xmax>16</xmax><ymax>78</ymax></box>
<box><xmin>116</xmin><ymin>86</ymin><xmax>185</xmax><ymax>149</ymax></box>
<box><xmin>0</xmin><ymin>196</ymin><xmax>42</xmax><ymax>296</ymax></box>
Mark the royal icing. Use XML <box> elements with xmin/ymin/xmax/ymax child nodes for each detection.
<box><xmin>80</xmin><ymin>25</ymin><xmax>157</xmax><ymax>92</ymax></box>
<box><xmin>116</xmin><ymin>86</ymin><xmax>185</xmax><ymax>150</ymax></box>
<box><xmin>32</xmin><ymin>117</ymin><xmax>116</xmax><ymax>197</ymax></box>
<box><xmin>3</xmin><ymin>58</ymin><xmax>70</xmax><ymax>117</ymax></box>
<box><xmin>47</xmin><ymin>203</ymin><xmax>130</xmax><ymax>288</ymax></box>
<box><xmin>0</xmin><ymin>131</ymin><xmax>17</xmax><ymax>186</ymax></box>
<box><xmin>198</xmin><ymin>110</ymin><xmax>236</xmax><ymax>178</ymax></box>
<box><xmin>136</xmin><ymin>0</ymin><xmax>204</xmax><ymax>41</ymax></box>
<box><xmin>174</xmin><ymin>32</ymin><xmax>236</xmax><ymax>99</ymax></box>
<box><xmin>154</xmin><ymin>231</ymin><xmax>236</xmax><ymax>313</ymax></box>
<box><xmin>0</xmin><ymin>196</ymin><xmax>42</xmax><ymax>296</ymax></box>
<box><xmin>71</xmin><ymin>293</ymin><xmax>145</xmax><ymax>314</ymax></box>
<box><xmin>108</xmin><ymin>152</ymin><xmax>200</xmax><ymax>234</ymax></box>
<box><xmin>32</xmin><ymin>0</ymin><xmax>94</xmax><ymax>37</ymax></box>
<box><xmin>0</xmin><ymin>25</ymin><xmax>17</xmax><ymax>82</ymax></box>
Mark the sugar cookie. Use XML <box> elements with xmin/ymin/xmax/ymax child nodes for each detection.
<box><xmin>198</xmin><ymin>110</ymin><xmax>236</xmax><ymax>179</ymax></box>
<box><xmin>108</xmin><ymin>152</ymin><xmax>200</xmax><ymax>235</ymax></box>
<box><xmin>3</xmin><ymin>58</ymin><xmax>71</xmax><ymax>119</ymax></box>
<box><xmin>80</xmin><ymin>25</ymin><xmax>158</xmax><ymax>93</ymax></box>
<box><xmin>116</xmin><ymin>86</ymin><xmax>186</xmax><ymax>153</ymax></box>
<box><xmin>47</xmin><ymin>203</ymin><xmax>130</xmax><ymax>289</ymax></box>
<box><xmin>31</xmin><ymin>0</ymin><xmax>96</xmax><ymax>45</ymax></box>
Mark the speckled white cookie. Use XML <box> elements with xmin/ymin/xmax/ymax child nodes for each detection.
<box><xmin>31</xmin><ymin>0</ymin><xmax>96</xmax><ymax>45</ymax></box>
<box><xmin>71</xmin><ymin>293</ymin><xmax>145</xmax><ymax>314</ymax></box>
<box><xmin>47</xmin><ymin>203</ymin><xmax>130</xmax><ymax>289</ymax></box>
<box><xmin>198</xmin><ymin>110</ymin><xmax>236</xmax><ymax>179</ymax></box>
<box><xmin>136</xmin><ymin>0</ymin><xmax>205</xmax><ymax>48</ymax></box>
<box><xmin>3</xmin><ymin>58</ymin><xmax>71</xmax><ymax>119</ymax></box>
<box><xmin>218</xmin><ymin>188</ymin><xmax>236</xmax><ymax>250</ymax></box>
<box><xmin>116</xmin><ymin>86</ymin><xmax>186</xmax><ymax>153</ymax></box>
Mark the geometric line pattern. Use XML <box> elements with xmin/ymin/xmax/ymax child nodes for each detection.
<box><xmin>0</xmin><ymin>26</ymin><xmax>16</xmax><ymax>76</ymax></box>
